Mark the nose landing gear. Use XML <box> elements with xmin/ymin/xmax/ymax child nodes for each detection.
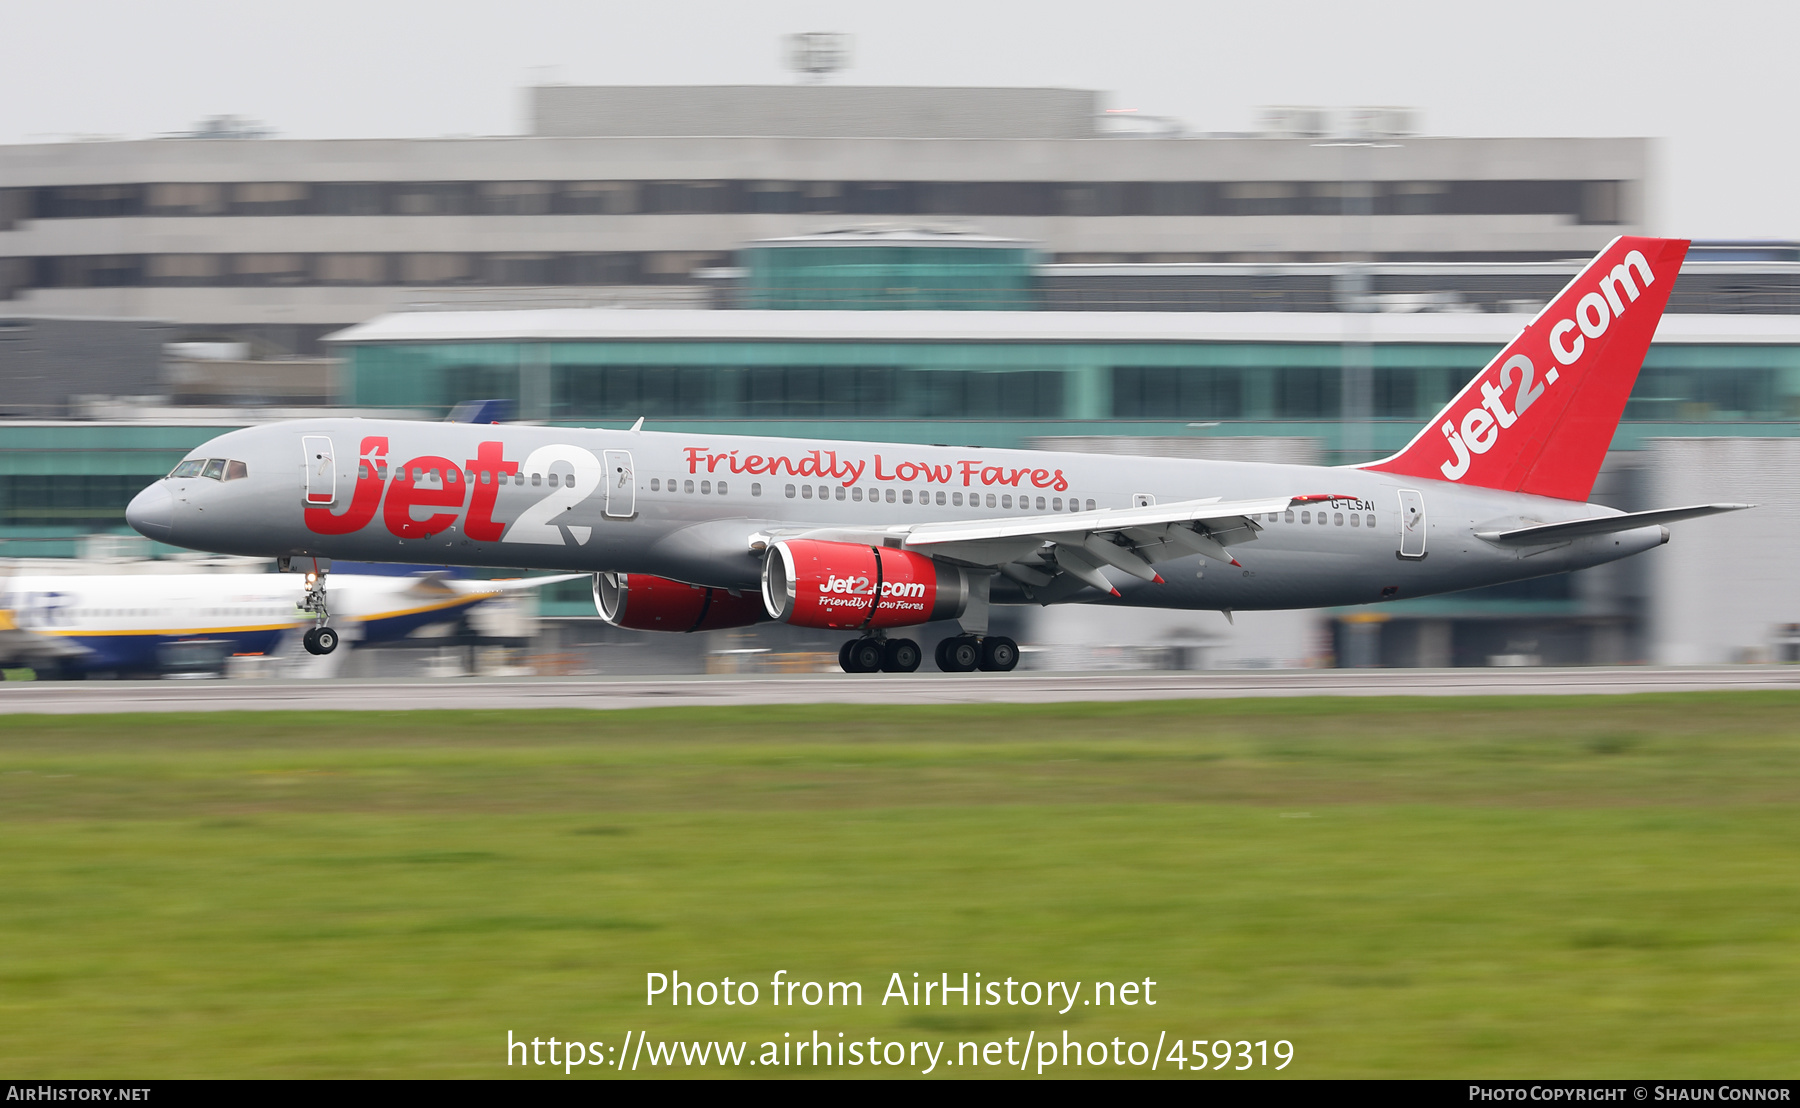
<box><xmin>302</xmin><ymin>626</ymin><xmax>340</xmax><ymax>655</ymax></box>
<box><xmin>298</xmin><ymin>567</ymin><xmax>339</xmax><ymax>656</ymax></box>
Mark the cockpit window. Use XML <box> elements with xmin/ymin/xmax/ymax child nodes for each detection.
<box><xmin>169</xmin><ymin>457</ymin><xmax>245</xmax><ymax>481</ymax></box>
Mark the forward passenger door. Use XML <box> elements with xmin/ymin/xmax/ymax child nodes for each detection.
<box><xmin>302</xmin><ymin>436</ymin><xmax>336</xmax><ymax>505</ymax></box>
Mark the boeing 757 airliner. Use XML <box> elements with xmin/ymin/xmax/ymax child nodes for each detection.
<box><xmin>125</xmin><ymin>237</ymin><xmax>1746</xmax><ymax>673</ymax></box>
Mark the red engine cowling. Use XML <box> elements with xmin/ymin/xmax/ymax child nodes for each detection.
<box><xmin>593</xmin><ymin>572</ymin><xmax>768</xmax><ymax>633</ymax></box>
<box><xmin>761</xmin><ymin>539</ymin><xmax>970</xmax><ymax>630</ymax></box>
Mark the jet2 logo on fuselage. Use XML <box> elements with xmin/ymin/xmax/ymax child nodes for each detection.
<box><xmin>303</xmin><ymin>437</ymin><xmax>599</xmax><ymax>546</ymax></box>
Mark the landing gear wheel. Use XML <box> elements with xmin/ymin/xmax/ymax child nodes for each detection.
<box><xmin>977</xmin><ymin>636</ymin><xmax>1019</xmax><ymax>672</ymax></box>
<box><xmin>845</xmin><ymin>637</ymin><xmax>885</xmax><ymax>674</ymax></box>
<box><xmin>936</xmin><ymin>635</ymin><xmax>981</xmax><ymax>673</ymax></box>
<box><xmin>303</xmin><ymin>626</ymin><xmax>340</xmax><ymax>656</ymax></box>
<box><xmin>881</xmin><ymin>638</ymin><xmax>922</xmax><ymax>673</ymax></box>
<box><xmin>839</xmin><ymin>640</ymin><xmax>856</xmax><ymax>672</ymax></box>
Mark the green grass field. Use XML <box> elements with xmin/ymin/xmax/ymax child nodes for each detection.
<box><xmin>3</xmin><ymin>694</ymin><xmax>1799</xmax><ymax>1078</ymax></box>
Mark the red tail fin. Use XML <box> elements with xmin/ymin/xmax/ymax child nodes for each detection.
<box><xmin>1363</xmin><ymin>236</ymin><xmax>1689</xmax><ymax>501</ymax></box>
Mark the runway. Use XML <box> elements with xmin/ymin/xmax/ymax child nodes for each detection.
<box><xmin>2</xmin><ymin>666</ymin><xmax>1798</xmax><ymax>713</ymax></box>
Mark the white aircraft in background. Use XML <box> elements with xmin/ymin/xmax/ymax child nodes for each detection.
<box><xmin>0</xmin><ymin>571</ymin><xmax>580</xmax><ymax>678</ymax></box>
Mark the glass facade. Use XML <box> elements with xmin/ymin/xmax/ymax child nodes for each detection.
<box><xmin>348</xmin><ymin>338</ymin><xmax>1800</xmax><ymax>429</ymax></box>
<box><xmin>7</xmin><ymin>178</ymin><xmax>1625</xmax><ymax>222</ymax></box>
<box><xmin>743</xmin><ymin>245</ymin><xmax>1037</xmax><ymax>310</ymax></box>
<box><xmin>0</xmin><ymin>424</ymin><xmax>221</xmax><ymax>557</ymax></box>
<box><xmin>4</xmin><ymin>335</ymin><xmax>1796</xmax><ymax>560</ymax></box>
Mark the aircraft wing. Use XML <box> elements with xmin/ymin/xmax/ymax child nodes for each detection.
<box><xmin>781</xmin><ymin>494</ymin><xmax>1312</xmax><ymax>597</ymax></box>
<box><xmin>1475</xmin><ymin>503</ymin><xmax>1752</xmax><ymax>546</ymax></box>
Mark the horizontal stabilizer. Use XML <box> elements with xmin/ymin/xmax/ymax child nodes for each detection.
<box><xmin>1475</xmin><ymin>503</ymin><xmax>1751</xmax><ymax>546</ymax></box>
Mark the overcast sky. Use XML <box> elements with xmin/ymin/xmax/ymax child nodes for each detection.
<box><xmin>5</xmin><ymin>0</ymin><xmax>1795</xmax><ymax>238</ymax></box>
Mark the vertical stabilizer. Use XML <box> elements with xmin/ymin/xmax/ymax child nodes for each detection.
<box><xmin>1363</xmin><ymin>236</ymin><xmax>1689</xmax><ymax>501</ymax></box>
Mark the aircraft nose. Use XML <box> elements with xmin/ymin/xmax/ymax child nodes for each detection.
<box><xmin>126</xmin><ymin>482</ymin><xmax>173</xmax><ymax>543</ymax></box>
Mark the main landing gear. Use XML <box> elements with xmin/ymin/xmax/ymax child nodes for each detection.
<box><xmin>936</xmin><ymin>634</ymin><xmax>1018</xmax><ymax>673</ymax></box>
<box><xmin>837</xmin><ymin>634</ymin><xmax>1019</xmax><ymax>674</ymax></box>
<box><xmin>298</xmin><ymin>568</ymin><xmax>339</xmax><ymax>656</ymax></box>
<box><xmin>838</xmin><ymin>636</ymin><xmax>920</xmax><ymax>674</ymax></box>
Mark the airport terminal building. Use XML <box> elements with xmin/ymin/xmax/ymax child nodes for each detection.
<box><xmin>1</xmin><ymin>86</ymin><xmax>1648</xmax><ymax>355</ymax></box>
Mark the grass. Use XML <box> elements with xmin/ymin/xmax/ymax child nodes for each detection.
<box><xmin>2</xmin><ymin>693</ymin><xmax>1799</xmax><ymax>1078</ymax></box>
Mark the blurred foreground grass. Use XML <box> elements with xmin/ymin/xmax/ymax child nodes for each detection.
<box><xmin>2</xmin><ymin>693</ymin><xmax>1799</xmax><ymax>1078</ymax></box>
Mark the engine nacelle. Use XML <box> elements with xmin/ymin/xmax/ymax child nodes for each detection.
<box><xmin>593</xmin><ymin>572</ymin><xmax>768</xmax><ymax>633</ymax></box>
<box><xmin>762</xmin><ymin>539</ymin><xmax>970</xmax><ymax>630</ymax></box>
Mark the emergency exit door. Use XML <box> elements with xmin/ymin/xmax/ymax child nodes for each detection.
<box><xmin>1397</xmin><ymin>489</ymin><xmax>1427</xmax><ymax>559</ymax></box>
<box><xmin>603</xmin><ymin>450</ymin><xmax>635</xmax><ymax>518</ymax></box>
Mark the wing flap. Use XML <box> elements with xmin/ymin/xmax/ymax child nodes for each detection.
<box><xmin>901</xmin><ymin>495</ymin><xmax>1294</xmax><ymax>548</ymax></box>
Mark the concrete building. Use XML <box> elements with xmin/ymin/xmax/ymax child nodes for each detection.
<box><xmin>0</xmin><ymin>315</ymin><xmax>171</xmax><ymax>416</ymax></box>
<box><xmin>0</xmin><ymin>85</ymin><xmax>1649</xmax><ymax>354</ymax></box>
<box><xmin>1645</xmin><ymin>438</ymin><xmax>1800</xmax><ymax>664</ymax></box>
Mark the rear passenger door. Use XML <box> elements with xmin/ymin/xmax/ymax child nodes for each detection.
<box><xmin>1397</xmin><ymin>489</ymin><xmax>1426</xmax><ymax>558</ymax></box>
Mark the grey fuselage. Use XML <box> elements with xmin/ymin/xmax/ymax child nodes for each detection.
<box><xmin>128</xmin><ymin>418</ymin><xmax>1664</xmax><ymax>612</ymax></box>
